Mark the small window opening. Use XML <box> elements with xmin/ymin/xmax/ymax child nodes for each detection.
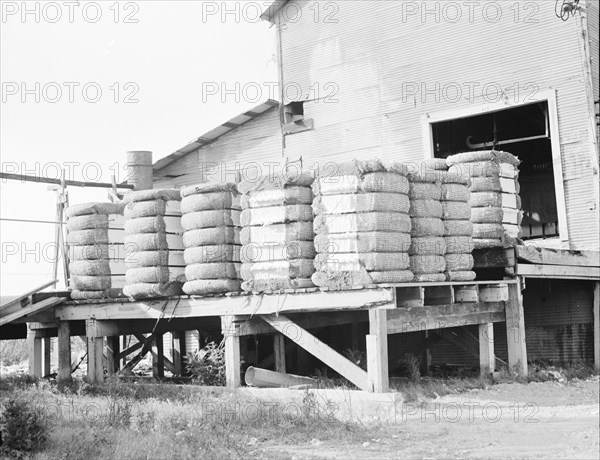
<box><xmin>283</xmin><ymin>101</ymin><xmax>313</xmax><ymax>135</ymax></box>
<box><xmin>432</xmin><ymin>102</ymin><xmax>559</xmax><ymax>240</ymax></box>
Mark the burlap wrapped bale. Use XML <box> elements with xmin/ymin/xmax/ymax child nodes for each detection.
<box><xmin>408</xmin><ymin>182</ymin><xmax>442</xmax><ymax>200</ymax></box>
<box><xmin>180</xmin><ymin>182</ymin><xmax>238</xmax><ymax>198</ymax></box>
<box><xmin>123</xmin><ymin>282</ymin><xmax>184</xmax><ymax>298</ymax></box>
<box><xmin>241</xmin><ymin>222</ymin><xmax>313</xmax><ymax>245</ymax></box>
<box><xmin>448</xmin><ymin>161</ymin><xmax>518</xmax><ymax>179</ymax></box>
<box><xmin>124</xmin><ymin>200</ymin><xmax>167</xmax><ymax>219</ymax></box>
<box><xmin>71</xmin><ymin>275</ymin><xmax>111</xmax><ymax>291</ymax></box>
<box><xmin>313</xmin><ymin>172</ymin><xmax>409</xmax><ymax>196</ymax></box>
<box><xmin>124</xmin><ymin>233</ymin><xmax>168</xmax><ymax>251</ymax></box>
<box><xmin>445</xmin><ymin>236</ymin><xmax>475</xmax><ymax>254</ymax></box>
<box><xmin>66</xmin><ymin>202</ymin><xmax>125</xmax><ymax>218</ymax></box>
<box><xmin>312</xmin><ymin>193</ymin><xmax>410</xmax><ymax>215</ymax></box>
<box><xmin>317</xmin><ymin>159</ymin><xmax>386</xmax><ymax>177</ymax></box>
<box><xmin>126</xmin><ymin>267</ymin><xmax>185</xmax><ymax>284</ymax></box>
<box><xmin>314</xmin><ymin>232</ymin><xmax>411</xmax><ymax>253</ymax></box>
<box><xmin>185</xmin><ymin>263</ymin><xmax>241</xmax><ymax>281</ymax></box>
<box><xmin>69</xmin><ymin>260</ymin><xmax>111</xmax><ymax>276</ymax></box>
<box><xmin>473</xmin><ymin>239</ymin><xmax>503</xmax><ymax>249</ymax></box>
<box><xmin>314</xmin><ymin>212</ymin><xmax>411</xmax><ymax>234</ymax></box>
<box><xmin>67</xmin><ymin>214</ymin><xmax>109</xmax><ymax>231</ymax></box>
<box><xmin>183</xmin><ymin>227</ymin><xmax>240</xmax><ymax>247</ymax></box>
<box><xmin>409</xmin><ymin>237</ymin><xmax>446</xmax><ymax>255</ymax></box>
<box><xmin>123</xmin><ymin>189</ymin><xmax>182</xmax><ymax>204</ymax></box>
<box><xmin>70</xmin><ymin>245</ymin><xmax>110</xmax><ymax>261</ymax></box>
<box><xmin>445</xmin><ymin>254</ymin><xmax>474</xmax><ymax>271</ymax></box>
<box><xmin>242</xmin><ymin>278</ymin><xmax>315</xmax><ymax>292</ymax></box>
<box><xmin>409</xmin><ymin>199</ymin><xmax>443</xmax><ymax>218</ymax></box>
<box><xmin>409</xmin><ymin>255</ymin><xmax>446</xmax><ymax>274</ymax></box>
<box><xmin>471</xmin><ymin>207</ymin><xmax>522</xmax><ymax>225</ymax></box>
<box><xmin>412</xmin><ymin>273</ymin><xmax>447</xmax><ymax>283</ymax></box>
<box><xmin>238</xmin><ymin>171</ymin><xmax>314</xmax><ymax>194</ymax></box>
<box><xmin>70</xmin><ymin>288</ymin><xmax>123</xmax><ymax>300</ymax></box>
<box><xmin>240</xmin><ymin>204</ymin><xmax>313</xmax><ymax>227</ymax></box>
<box><xmin>445</xmin><ymin>150</ymin><xmax>520</xmax><ymax>167</ymax></box>
<box><xmin>181</xmin><ymin>191</ymin><xmax>239</xmax><ymax>214</ymax></box>
<box><xmin>446</xmin><ymin>270</ymin><xmax>477</xmax><ymax>281</ymax></box>
<box><xmin>472</xmin><ymin>223</ymin><xmax>505</xmax><ymax>240</ymax></box>
<box><xmin>185</xmin><ymin>245</ymin><xmax>241</xmax><ymax>264</ymax></box>
<box><xmin>470</xmin><ymin>177</ymin><xmax>519</xmax><ymax>194</ymax></box>
<box><xmin>241</xmin><ymin>242</ymin><xmax>315</xmax><ymax>263</ymax></box>
<box><xmin>311</xmin><ymin>269</ymin><xmax>413</xmax><ymax>289</ymax></box>
<box><xmin>124</xmin><ymin>250</ymin><xmax>173</xmax><ymax>267</ymax></box>
<box><xmin>410</xmin><ymin>217</ymin><xmax>444</xmax><ymax>237</ymax></box>
<box><xmin>181</xmin><ymin>210</ymin><xmax>240</xmax><ymax>231</ymax></box>
<box><xmin>442</xmin><ymin>202</ymin><xmax>471</xmax><ymax>220</ymax></box>
<box><xmin>314</xmin><ymin>253</ymin><xmax>410</xmax><ymax>271</ymax></box>
<box><xmin>67</xmin><ymin>229</ymin><xmax>109</xmax><ymax>245</ymax></box>
<box><xmin>444</xmin><ymin>220</ymin><xmax>474</xmax><ymax>236</ymax></box>
<box><xmin>241</xmin><ymin>259</ymin><xmax>315</xmax><ymax>282</ymax></box>
<box><xmin>125</xmin><ymin>216</ymin><xmax>166</xmax><ymax>235</ymax></box>
<box><xmin>469</xmin><ymin>192</ymin><xmax>521</xmax><ymax>209</ymax></box>
<box><xmin>183</xmin><ymin>279</ymin><xmax>241</xmax><ymax>295</ymax></box>
<box><xmin>441</xmin><ymin>184</ymin><xmax>470</xmax><ymax>202</ymax></box>
<box><xmin>241</xmin><ymin>186</ymin><xmax>313</xmax><ymax>209</ymax></box>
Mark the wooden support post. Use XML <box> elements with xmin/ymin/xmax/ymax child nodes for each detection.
<box><xmin>153</xmin><ymin>334</ymin><xmax>165</xmax><ymax>379</ymax></box>
<box><xmin>42</xmin><ymin>337</ymin><xmax>51</xmax><ymax>377</ymax></box>
<box><xmin>58</xmin><ymin>321</ymin><xmax>72</xmax><ymax>381</ymax></box>
<box><xmin>479</xmin><ymin>323</ymin><xmax>495</xmax><ymax>378</ymax></box>
<box><xmin>422</xmin><ymin>331</ymin><xmax>432</xmax><ymax>376</ymax></box>
<box><xmin>366</xmin><ymin>309</ymin><xmax>389</xmax><ymax>392</ymax></box>
<box><xmin>87</xmin><ymin>336</ymin><xmax>104</xmax><ymax>384</ymax></box>
<box><xmin>274</xmin><ymin>334</ymin><xmax>286</xmax><ymax>373</ymax></box>
<box><xmin>172</xmin><ymin>331</ymin><xmax>186</xmax><ymax>376</ymax></box>
<box><xmin>121</xmin><ymin>336</ymin><xmax>128</xmax><ymax>368</ymax></box>
<box><xmin>594</xmin><ymin>282</ymin><xmax>599</xmax><ymax>371</ymax></box>
<box><xmin>106</xmin><ymin>336</ymin><xmax>120</xmax><ymax>375</ymax></box>
<box><xmin>224</xmin><ymin>335</ymin><xmax>241</xmax><ymax>388</ymax></box>
<box><xmin>27</xmin><ymin>330</ymin><xmax>42</xmax><ymax>378</ymax></box>
<box><xmin>506</xmin><ymin>279</ymin><xmax>528</xmax><ymax>377</ymax></box>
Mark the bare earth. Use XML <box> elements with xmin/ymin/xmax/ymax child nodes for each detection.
<box><xmin>270</xmin><ymin>378</ymin><xmax>600</xmax><ymax>460</ymax></box>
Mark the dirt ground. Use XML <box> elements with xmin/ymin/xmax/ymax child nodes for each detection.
<box><xmin>270</xmin><ymin>378</ymin><xmax>600</xmax><ymax>459</ymax></box>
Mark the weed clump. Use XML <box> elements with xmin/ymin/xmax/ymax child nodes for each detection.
<box><xmin>0</xmin><ymin>395</ymin><xmax>50</xmax><ymax>455</ymax></box>
<box><xmin>186</xmin><ymin>341</ymin><xmax>226</xmax><ymax>386</ymax></box>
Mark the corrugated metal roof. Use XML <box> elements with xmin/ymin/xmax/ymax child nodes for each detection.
<box><xmin>153</xmin><ymin>99</ymin><xmax>279</xmax><ymax>173</ymax></box>
<box><xmin>261</xmin><ymin>0</ymin><xmax>289</xmax><ymax>23</ymax></box>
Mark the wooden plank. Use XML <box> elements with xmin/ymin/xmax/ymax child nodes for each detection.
<box><xmin>516</xmin><ymin>246</ymin><xmax>600</xmax><ymax>267</ymax></box>
<box><xmin>1</xmin><ymin>296</ymin><xmax>64</xmax><ymax>326</ymax></box>
<box><xmin>87</xmin><ymin>336</ymin><xmax>104</xmax><ymax>384</ymax></box>
<box><xmin>424</xmin><ymin>286</ymin><xmax>454</xmax><ymax>305</ymax></box>
<box><xmin>396</xmin><ymin>286</ymin><xmax>424</xmax><ymax>307</ymax></box>
<box><xmin>454</xmin><ymin>285</ymin><xmax>479</xmax><ymax>303</ymax></box>
<box><xmin>55</xmin><ymin>288</ymin><xmax>396</xmax><ymax>321</ymax></box>
<box><xmin>479</xmin><ymin>285</ymin><xmax>509</xmax><ymax>302</ymax></box>
<box><xmin>0</xmin><ymin>171</ymin><xmax>134</xmax><ymax>189</ymax></box>
<box><xmin>58</xmin><ymin>322</ymin><xmax>71</xmax><ymax>381</ymax></box>
<box><xmin>273</xmin><ymin>334</ymin><xmax>286</xmax><ymax>373</ymax></box>
<box><xmin>262</xmin><ymin>314</ymin><xmax>369</xmax><ymax>391</ymax></box>
<box><xmin>506</xmin><ymin>281</ymin><xmax>528</xmax><ymax>377</ymax></box>
<box><xmin>516</xmin><ymin>264</ymin><xmax>600</xmax><ymax>279</ymax></box>
<box><xmin>0</xmin><ymin>280</ymin><xmax>58</xmax><ymax>312</ymax></box>
<box><xmin>387</xmin><ymin>303</ymin><xmax>506</xmax><ymax>334</ymax></box>
<box><xmin>594</xmin><ymin>282</ymin><xmax>599</xmax><ymax>372</ymax></box>
<box><xmin>473</xmin><ymin>248</ymin><xmax>515</xmax><ymax>268</ymax></box>
<box><xmin>367</xmin><ymin>309</ymin><xmax>388</xmax><ymax>393</ymax></box>
<box><xmin>86</xmin><ymin>319</ymin><xmax>119</xmax><ymax>338</ymax></box>
<box><xmin>479</xmin><ymin>323</ymin><xmax>495</xmax><ymax>377</ymax></box>
<box><xmin>27</xmin><ymin>330</ymin><xmax>42</xmax><ymax>378</ymax></box>
<box><xmin>153</xmin><ymin>334</ymin><xmax>165</xmax><ymax>379</ymax></box>
<box><xmin>172</xmin><ymin>331</ymin><xmax>185</xmax><ymax>376</ymax></box>
<box><xmin>106</xmin><ymin>336</ymin><xmax>120</xmax><ymax>375</ymax></box>
<box><xmin>224</xmin><ymin>335</ymin><xmax>241</xmax><ymax>388</ymax></box>
<box><xmin>43</xmin><ymin>337</ymin><xmax>51</xmax><ymax>377</ymax></box>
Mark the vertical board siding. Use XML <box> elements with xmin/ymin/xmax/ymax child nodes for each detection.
<box><xmin>277</xmin><ymin>0</ymin><xmax>599</xmax><ymax>250</ymax></box>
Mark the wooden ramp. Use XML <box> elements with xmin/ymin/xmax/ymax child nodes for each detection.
<box><xmin>0</xmin><ymin>280</ymin><xmax>65</xmax><ymax>326</ymax></box>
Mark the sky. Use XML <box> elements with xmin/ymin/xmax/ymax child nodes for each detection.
<box><xmin>0</xmin><ymin>1</ymin><xmax>278</xmax><ymax>295</ymax></box>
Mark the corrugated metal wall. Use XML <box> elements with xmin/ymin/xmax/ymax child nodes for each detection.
<box><xmin>276</xmin><ymin>0</ymin><xmax>599</xmax><ymax>250</ymax></box>
<box><xmin>154</xmin><ymin>107</ymin><xmax>283</xmax><ymax>189</ymax></box>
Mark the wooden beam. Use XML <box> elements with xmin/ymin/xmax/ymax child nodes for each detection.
<box><xmin>87</xmin><ymin>335</ymin><xmax>104</xmax><ymax>384</ymax></box>
<box><xmin>1</xmin><ymin>296</ymin><xmax>64</xmax><ymax>326</ymax></box>
<box><xmin>55</xmin><ymin>288</ymin><xmax>396</xmax><ymax>320</ymax></box>
<box><xmin>172</xmin><ymin>331</ymin><xmax>185</xmax><ymax>376</ymax></box>
<box><xmin>262</xmin><ymin>314</ymin><xmax>369</xmax><ymax>391</ymax></box>
<box><xmin>516</xmin><ymin>264</ymin><xmax>600</xmax><ymax>280</ymax></box>
<box><xmin>27</xmin><ymin>330</ymin><xmax>42</xmax><ymax>378</ymax></box>
<box><xmin>86</xmin><ymin>319</ymin><xmax>120</xmax><ymax>338</ymax></box>
<box><xmin>153</xmin><ymin>334</ymin><xmax>165</xmax><ymax>379</ymax></box>
<box><xmin>57</xmin><ymin>322</ymin><xmax>71</xmax><ymax>381</ymax></box>
<box><xmin>0</xmin><ymin>280</ymin><xmax>57</xmax><ymax>313</ymax></box>
<box><xmin>516</xmin><ymin>246</ymin><xmax>600</xmax><ymax>267</ymax></box>
<box><xmin>479</xmin><ymin>323</ymin><xmax>495</xmax><ymax>378</ymax></box>
<box><xmin>367</xmin><ymin>309</ymin><xmax>389</xmax><ymax>392</ymax></box>
<box><xmin>273</xmin><ymin>334</ymin><xmax>286</xmax><ymax>373</ymax></box>
<box><xmin>106</xmin><ymin>336</ymin><xmax>120</xmax><ymax>375</ymax></box>
<box><xmin>479</xmin><ymin>285</ymin><xmax>509</xmax><ymax>302</ymax></box>
<box><xmin>506</xmin><ymin>280</ymin><xmax>528</xmax><ymax>377</ymax></box>
<box><xmin>42</xmin><ymin>337</ymin><xmax>51</xmax><ymax>377</ymax></box>
<box><xmin>387</xmin><ymin>302</ymin><xmax>505</xmax><ymax>334</ymax></box>
<box><xmin>0</xmin><ymin>172</ymin><xmax>134</xmax><ymax>189</ymax></box>
<box><xmin>454</xmin><ymin>285</ymin><xmax>479</xmax><ymax>303</ymax></box>
<box><xmin>594</xmin><ymin>282</ymin><xmax>599</xmax><ymax>372</ymax></box>
<box><xmin>224</xmin><ymin>335</ymin><xmax>241</xmax><ymax>388</ymax></box>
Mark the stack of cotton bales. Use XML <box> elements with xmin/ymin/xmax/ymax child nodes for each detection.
<box><xmin>180</xmin><ymin>183</ymin><xmax>242</xmax><ymax>295</ymax></box>
<box><xmin>239</xmin><ymin>173</ymin><xmax>316</xmax><ymax>292</ymax></box>
<box><xmin>440</xmin><ymin>169</ymin><xmax>476</xmax><ymax>281</ymax></box>
<box><xmin>407</xmin><ymin>165</ymin><xmax>446</xmax><ymax>283</ymax></box>
<box><xmin>123</xmin><ymin>189</ymin><xmax>185</xmax><ymax>298</ymax></box>
<box><xmin>66</xmin><ymin>202</ymin><xmax>126</xmax><ymax>299</ymax></box>
<box><xmin>311</xmin><ymin>160</ymin><xmax>413</xmax><ymax>289</ymax></box>
<box><xmin>447</xmin><ymin>150</ymin><xmax>522</xmax><ymax>248</ymax></box>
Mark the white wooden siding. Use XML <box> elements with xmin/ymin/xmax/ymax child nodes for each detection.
<box><xmin>275</xmin><ymin>0</ymin><xmax>599</xmax><ymax>250</ymax></box>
